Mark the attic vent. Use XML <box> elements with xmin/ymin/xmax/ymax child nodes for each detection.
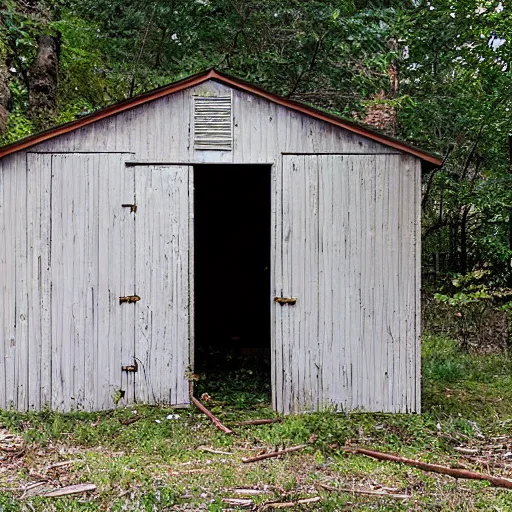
<box><xmin>193</xmin><ymin>95</ymin><xmax>233</xmax><ymax>150</ymax></box>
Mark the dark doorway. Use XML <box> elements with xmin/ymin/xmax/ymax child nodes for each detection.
<box><xmin>194</xmin><ymin>165</ymin><xmax>271</xmax><ymax>398</ymax></box>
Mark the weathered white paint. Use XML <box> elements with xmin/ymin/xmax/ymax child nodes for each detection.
<box><xmin>26</xmin><ymin>81</ymin><xmax>399</xmax><ymax>159</ymax></box>
<box><xmin>0</xmin><ymin>78</ymin><xmax>421</xmax><ymax>413</ymax></box>
<box><xmin>133</xmin><ymin>165</ymin><xmax>191</xmax><ymax>406</ymax></box>
<box><xmin>274</xmin><ymin>155</ymin><xmax>420</xmax><ymax>414</ymax></box>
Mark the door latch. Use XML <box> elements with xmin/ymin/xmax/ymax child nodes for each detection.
<box><xmin>122</xmin><ymin>361</ymin><xmax>138</xmax><ymax>373</ymax></box>
<box><xmin>274</xmin><ymin>297</ymin><xmax>297</xmax><ymax>305</ymax></box>
<box><xmin>119</xmin><ymin>295</ymin><xmax>141</xmax><ymax>304</ymax></box>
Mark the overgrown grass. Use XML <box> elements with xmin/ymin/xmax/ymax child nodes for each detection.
<box><xmin>1</xmin><ymin>335</ymin><xmax>512</xmax><ymax>510</ymax></box>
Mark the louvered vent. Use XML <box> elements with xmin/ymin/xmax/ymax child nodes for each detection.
<box><xmin>193</xmin><ymin>95</ymin><xmax>233</xmax><ymax>150</ymax></box>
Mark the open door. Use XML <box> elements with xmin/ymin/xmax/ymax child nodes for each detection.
<box><xmin>276</xmin><ymin>154</ymin><xmax>416</xmax><ymax>414</ymax></box>
<box><xmin>133</xmin><ymin>165</ymin><xmax>192</xmax><ymax>406</ymax></box>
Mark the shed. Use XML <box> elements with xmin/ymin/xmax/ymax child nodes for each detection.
<box><xmin>0</xmin><ymin>69</ymin><xmax>441</xmax><ymax>414</ymax></box>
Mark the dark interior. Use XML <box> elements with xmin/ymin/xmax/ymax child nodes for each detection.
<box><xmin>194</xmin><ymin>164</ymin><xmax>271</xmax><ymax>378</ymax></box>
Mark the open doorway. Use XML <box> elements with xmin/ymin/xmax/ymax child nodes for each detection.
<box><xmin>194</xmin><ymin>164</ymin><xmax>271</xmax><ymax>401</ymax></box>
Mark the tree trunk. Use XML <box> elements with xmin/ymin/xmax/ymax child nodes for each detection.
<box><xmin>28</xmin><ymin>35</ymin><xmax>59</xmax><ymax>129</ymax></box>
<box><xmin>508</xmin><ymin>135</ymin><xmax>512</xmax><ymax>288</ymax></box>
<box><xmin>460</xmin><ymin>208</ymin><xmax>468</xmax><ymax>275</ymax></box>
<box><xmin>0</xmin><ymin>51</ymin><xmax>10</xmax><ymax>134</ymax></box>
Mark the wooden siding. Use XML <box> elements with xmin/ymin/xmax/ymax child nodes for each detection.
<box><xmin>26</xmin><ymin>81</ymin><xmax>399</xmax><ymax>160</ymax></box>
<box><xmin>0</xmin><ymin>79</ymin><xmax>420</xmax><ymax>413</ymax></box>
<box><xmin>274</xmin><ymin>155</ymin><xmax>420</xmax><ymax>413</ymax></box>
<box><xmin>133</xmin><ymin>165</ymin><xmax>191</xmax><ymax>406</ymax></box>
<box><xmin>0</xmin><ymin>153</ymin><xmax>135</xmax><ymax>411</ymax></box>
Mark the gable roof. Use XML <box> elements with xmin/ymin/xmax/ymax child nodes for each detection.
<box><xmin>0</xmin><ymin>69</ymin><xmax>442</xmax><ymax>166</ymax></box>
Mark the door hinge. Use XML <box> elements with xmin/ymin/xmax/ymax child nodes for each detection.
<box><xmin>122</xmin><ymin>203</ymin><xmax>137</xmax><ymax>213</ymax></box>
<box><xmin>119</xmin><ymin>295</ymin><xmax>141</xmax><ymax>304</ymax></box>
<box><xmin>122</xmin><ymin>361</ymin><xmax>138</xmax><ymax>373</ymax></box>
<box><xmin>274</xmin><ymin>297</ymin><xmax>297</xmax><ymax>305</ymax></box>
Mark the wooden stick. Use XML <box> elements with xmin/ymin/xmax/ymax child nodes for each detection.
<box><xmin>242</xmin><ymin>444</ymin><xmax>307</xmax><ymax>463</ymax></box>
<box><xmin>348</xmin><ymin>447</ymin><xmax>512</xmax><ymax>490</ymax></box>
<box><xmin>453</xmin><ymin>447</ymin><xmax>478</xmax><ymax>455</ymax></box>
<box><xmin>46</xmin><ymin>460</ymin><xmax>80</xmax><ymax>470</ymax></box>
<box><xmin>317</xmin><ymin>483</ymin><xmax>410</xmax><ymax>499</ymax></box>
<box><xmin>20</xmin><ymin>481</ymin><xmax>48</xmax><ymax>499</ymax></box>
<box><xmin>222</xmin><ymin>497</ymin><xmax>253</xmax><ymax>508</ymax></box>
<box><xmin>119</xmin><ymin>415</ymin><xmax>142</xmax><ymax>426</ymax></box>
<box><xmin>44</xmin><ymin>483</ymin><xmax>96</xmax><ymax>497</ymax></box>
<box><xmin>232</xmin><ymin>488</ymin><xmax>268</xmax><ymax>495</ymax></box>
<box><xmin>235</xmin><ymin>419</ymin><xmax>282</xmax><ymax>426</ymax></box>
<box><xmin>197</xmin><ymin>446</ymin><xmax>234</xmax><ymax>455</ymax></box>
<box><xmin>191</xmin><ymin>396</ymin><xmax>233</xmax><ymax>434</ymax></box>
<box><xmin>260</xmin><ymin>496</ymin><xmax>320</xmax><ymax>510</ymax></box>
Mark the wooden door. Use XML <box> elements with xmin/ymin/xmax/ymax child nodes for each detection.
<box><xmin>50</xmin><ymin>153</ymin><xmax>135</xmax><ymax>411</ymax></box>
<box><xmin>275</xmin><ymin>154</ymin><xmax>420</xmax><ymax>414</ymax></box>
<box><xmin>133</xmin><ymin>165</ymin><xmax>192</xmax><ymax>406</ymax></box>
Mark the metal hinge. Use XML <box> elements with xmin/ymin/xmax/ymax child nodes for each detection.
<box><xmin>122</xmin><ymin>361</ymin><xmax>138</xmax><ymax>373</ymax></box>
<box><xmin>119</xmin><ymin>295</ymin><xmax>141</xmax><ymax>304</ymax></box>
<box><xmin>122</xmin><ymin>203</ymin><xmax>137</xmax><ymax>213</ymax></box>
<box><xmin>274</xmin><ymin>297</ymin><xmax>297</xmax><ymax>305</ymax></box>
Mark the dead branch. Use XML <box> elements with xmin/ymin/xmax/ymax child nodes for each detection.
<box><xmin>222</xmin><ymin>497</ymin><xmax>253</xmax><ymax>508</ymax></box>
<box><xmin>20</xmin><ymin>481</ymin><xmax>48</xmax><ymax>499</ymax></box>
<box><xmin>348</xmin><ymin>447</ymin><xmax>512</xmax><ymax>490</ymax></box>
<box><xmin>235</xmin><ymin>419</ymin><xmax>282</xmax><ymax>426</ymax></box>
<box><xmin>191</xmin><ymin>396</ymin><xmax>233</xmax><ymax>434</ymax></box>
<box><xmin>453</xmin><ymin>447</ymin><xmax>479</xmax><ymax>455</ymax></box>
<box><xmin>260</xmin><ymin>496</ymin><xmax>321</xmax><ymax>510</ymax></box>
<box><xmin>242</xmin><ymin>445</ymin><xmax>307</xmax><ymax>463</ymax></box>
<box><xmin>317</xmin><ymin>482</ymin><xmax>410</xmax><ymax>499</ymax></box>
<box><xmin>119</xmin><ymin>415</ymin><xmax>142</xmax><ymax>426</ymax></box>
<box><xmin>197</xmin><ymin>445</ymin><xmax>233</xmax><ymax>455</ymax></box>
<box><xmin>44</xmin><ymin>483</ymin><xmax>96</xmax><ymax>497</ymax></box>
<box><xmin>45</xmin><ymin>460</ymin><xmax>80</xmax><ymax>471</ymax></box>
<box><xmin>233</xmin><ymin>488</ymin><xmax>268</xmax><ymax>495</ymax></box>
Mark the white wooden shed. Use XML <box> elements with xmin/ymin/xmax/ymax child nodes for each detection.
<box><xmin>0</xmin><ymin>69</ymin><xmax>441</xmax><ymax>414</ymax></box>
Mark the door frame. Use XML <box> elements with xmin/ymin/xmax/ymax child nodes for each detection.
<box><xmin>127</xmin><ymin>160</ymin><xmax>274</xmax><ymax>404</ymax></box>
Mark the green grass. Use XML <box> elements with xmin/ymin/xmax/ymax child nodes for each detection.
<box><xmin>1</xmin><ymin>335</ymin><xmax>512</xmax><ymax>510</ymax></box>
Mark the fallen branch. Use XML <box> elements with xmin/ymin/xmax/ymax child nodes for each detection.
<box><xmin>119</xmin><ymin>415</ymin><xmax>142</xmax><ymax>426</ymax></box>
<box><xmin>197</xmin><ymin>445</ymin><xmax>233</xmax><ymax>455</ymax></box>
<box><xmin>20</xmin><ymin>481</ymin><xmax>48</xmax><ymax>499</ymax></box>
<box><xmin>222</xmin><ymin>497</ymin><xmax>253</xmax><ymax>508</ymax></box>
<box><xmin>44</xmin><ymin>483</ymin><xmax>96</xmax><ymax>497</ymax></box>
<box><xmin>235</xmin><ymin>419</ymin><xmax>282</xmax><ymax>426</ymax></box>
<box><xmin>46</xmin><ymin>460</ymin><xmax>80</xmax><ymax>471</ymax></box>
<box><xmin>317</xmin><ymin>483</ymin><xmax>410</xmax><ymax>500</ymax></box>
<box><xmin>348</xmin><ymin>447</ymin><xmax>512</xmax><ymax>490</ymax></box>
<box><xmin>260</xmin><ymin>496</ymin><xmax>320</xmax><ymax>510</ymax></box>
<box><xmin>453</xmin><ymin>447</ymin><xmax>479</xmax><ymax>455</ymax></box>
<box><xmin>232</xmin><ymin>488</ymin><xmax>268</xmax><ymax>496</ymax></box>
<box><xmin>242</xmin><ymin>445</ymin><xmax>307</xmax><ymax>463</ymax></box>
<box><xmin>191</xmin><ymin>396</ymin><xmax>233</xmax><ymax>435</ymax></box>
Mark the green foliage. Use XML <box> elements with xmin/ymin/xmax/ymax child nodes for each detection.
<box><xmin>431</xmin><ymin>271</ymin><xmax>512</xmax><ymax>348</ymax></box>
<box><xmin>0</xmin><ymin>112</ymin><xmax>33</xmax><ymax>144</ymax></box>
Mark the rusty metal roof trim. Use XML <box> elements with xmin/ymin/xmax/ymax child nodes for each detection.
<box><xmin>0</xmin><ymin>69</ymin><xmax>442</xmax><ymax>166</ymax></box>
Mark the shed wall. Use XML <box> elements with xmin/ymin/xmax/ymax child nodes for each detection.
<box><xmin>0</xmin><ymin>80</ymin><xmax>420</xmax><ymax>413</ymax></box>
